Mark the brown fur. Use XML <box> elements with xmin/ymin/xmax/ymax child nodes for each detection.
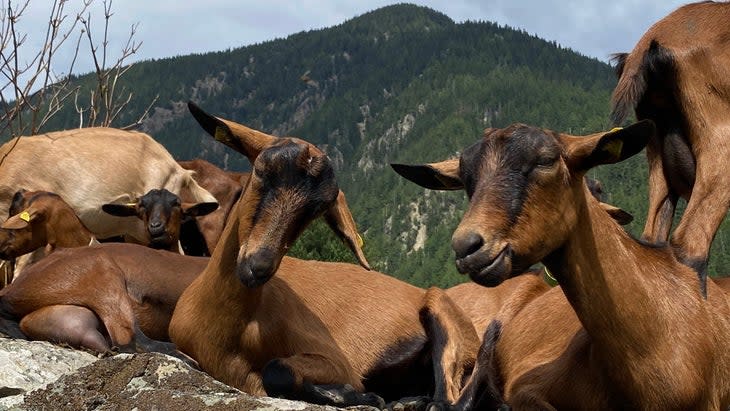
<box><xmin>101</xmin><ymin>188</ymin><xmax>217</xmax><ymax>253</ymax></box>
<box><xmin>395</xmin><ymin>122</ymin><xmax>730</xmax><ymax>409</ymax></box>
<box><xmin>178</xmin><ymin>159</ymin><xmax>249</xmax><ymax>255</ymax></box>
<box><xmin>610</xmin><ymin>1</ymin><xmax>730</xmax><ymax>290</ymax></box>
<box><xmin>0</xmin><ymin>191</ymin><xmax>96</xmax><ymax>261</ymax></box>
<box><xmin>169</xmin><ymin>103</ymin><xmax>479</xmax><ymax>406</ymax></box>
<box><xmin>0</xmin><ymin>243</ymin><xmax>207</xmax><ymax>348</ymax></box>
<box><xmin>445</xmin><ymin>271</ymin><xmax>550</xmax><ymax>341</ymax></box>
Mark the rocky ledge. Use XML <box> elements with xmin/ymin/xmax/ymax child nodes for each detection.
<box><xmin>0</xmin><ymin>338</ymin><xmax>380</xmax><ymax>411</ymax></box>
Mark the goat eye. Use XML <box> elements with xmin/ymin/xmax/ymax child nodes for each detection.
<box><xmin>535</xmin><ymin>155</ymin><xmax>556</xmax><ymax>168</ymax></box>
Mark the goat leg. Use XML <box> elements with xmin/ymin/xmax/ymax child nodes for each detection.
<box><xmin>429</xmin><ymin>320</ymin><xmax>506</xmax><ymax>411</ymax></box>
<box><xmin>116</xmin><ymin>323</ymin><xmax>199</xmax><ymax>369</ymax></box>
<box><xmin>419</xmin><ymin>287</ymin><xmax>480</xmax><ymax>404</ymax></box>
<box><xmin>261</xmin><ymin>353</ymin><xmax>383</xmax><ymax>408</ymax></box>
<box><xmin>0</xmin><ymin>316</ymin><xmax>25</xmax><ymax>339</ymax></box>
<box><xmin>19</xmin><ymin>305</ymin><xmax>109</xmax><ymax>352</ymax></box>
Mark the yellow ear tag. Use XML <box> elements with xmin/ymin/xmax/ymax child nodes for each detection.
<box><xmin>356</xmin><ymin>233</ymin><xmax>364</xmax><ymax>248</ymax></box>
<box><xmin>19</xmin><ymin>210</ymin><xmax>31</xmax><ymax>222</ymax></box>
<box><xmin>214</xmin><ymin>126</ymin><xmax>229</xmax><ymax>142</ymax></box>
<box><xmin>609</xmin><ymin>127</ymin><xmax>623</xmax><ymax>133</ymax></box>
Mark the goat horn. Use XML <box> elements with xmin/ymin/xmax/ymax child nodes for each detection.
<box><xmin>188</xmin><ymin>101</ymin><xmax>278</xmax><ymax>164</ymax></box>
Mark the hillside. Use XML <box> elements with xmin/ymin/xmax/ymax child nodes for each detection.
<box><xmin>25</xmin><ymin>3</ymin><xmax>730</xmax><ymax>286</ymax></box>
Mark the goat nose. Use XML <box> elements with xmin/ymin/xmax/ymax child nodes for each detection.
<box><xmin>248</xmin><ymin>249</ymin><xmax>274</xmax><ymax>279</ymax></box>
<box><xmin>452</xmin><ymin>231</ymin><xmax>484</xmax><ymax>259</ymax></box>
<box><xmin>247</xmin><ymin>249</ymin><xmax>277</xmax><ymax>284</ymax></box>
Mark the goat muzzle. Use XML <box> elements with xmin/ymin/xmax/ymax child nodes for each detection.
<box><xmin>236</xmin><ymin>248</ymin><xmax>279</xmax><ymax>288</ymax></box>
<box><xmin>454</xmin><ymin>243</ymin><xmax>513</xmax><ymax>287</ymax></box>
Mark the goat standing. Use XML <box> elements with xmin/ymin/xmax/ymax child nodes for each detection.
<box><xmin>610</xmin><ymin>1</ymin><xmax>730</xmax><ymax>295</ymax></box>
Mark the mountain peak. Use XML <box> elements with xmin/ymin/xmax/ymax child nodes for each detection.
<box><xmin>341</xmin><ymin>3</ymin><xmax>454</xmax><ymax>35</ymax></box>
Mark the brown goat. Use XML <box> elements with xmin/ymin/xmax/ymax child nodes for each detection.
<box><xmin>169</xmin><ymin>102</ymin><xmax>479</xmax><ymax>408</ymax></box>
<box><xmin>102</xmin><ymin>188</ymin><xmax>218</xmax><ymax>253</ymax></box>
<box><xmin>610</xmin><ymin>1</ymin><xmax>730</xmax><ymax>295</ymax></box>
<box><xmin>0</xmin><ymin>243</ymin><xmax>209</xmax><ymax>356</ymax></box>
<box><xmin>177</xmin><ymin>159</ymin><xmax>248</xmax><ymax>256</ymax></box>
<box><xmin>0</xmin><ymin>188</ymin><xmax>215</xmax><ymax>284</ymax></box>
<box><xmin>393</xmin><ymin>121</ymin><xmax>730</xmax><ymax>409</ymax></box>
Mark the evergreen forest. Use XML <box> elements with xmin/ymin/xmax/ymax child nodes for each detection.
<box><xmin>13</xmin><ymin>3</ymin><xmax>730</xmax><ymax>287</ymax></box>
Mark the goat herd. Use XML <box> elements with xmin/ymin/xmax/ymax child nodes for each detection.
<box><xmin>0</xmin><ymin>2</ymin><xmax>729</xmax><ymax>410</ymax></box>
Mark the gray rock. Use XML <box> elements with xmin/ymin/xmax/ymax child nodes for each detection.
<box><xmin>0</xmin><ymin>337</ymin><xmax>383</xmax><ymax>411</ymax></box>
<box><xmin>0</xmin><ymin>337</ymin><xmax>99</xmax><ymax>409</ymax></box>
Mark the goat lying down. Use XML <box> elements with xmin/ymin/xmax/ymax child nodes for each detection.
<box><xmin>0</xmin><ymin>188</ymin><xmax>216</xmax><ymax>285</ymax></box>
<box><xmin>167</xmin><ymin>102</ymin><xmax>479</xmax><ymax>408</ymax></box>
<box><xmin>0</xmin><ymin>102</ymin><xmax>480</xmax><ymax>409</ymax></box>
<box><xmin>442</xmin><ymin>177</ymin><xmax>626</xmax><ymax>342</ymax></box>
<box><xmin>610</xmin><ymin>1</ymin><xmax>730</xmax><ymax>295</ymax></box>
<box><xmin>394</xmin><ymin>121</ymin><xmax>730</xmax><ymax>410</ymax></box>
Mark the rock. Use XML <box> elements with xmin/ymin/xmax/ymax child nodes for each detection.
<box><xmin>0</xmin><ymin>337</ymin><xmax>99</xmax><ymax>409</ymax></box>
<box><xmin>13</xmin><ymin>349</ymin><xmax>378</xmax><ymax>411</ymax></box>
<box><xmin>0</xmin><ymin>338</ymin><xmax>382</xmax><ymax>410</ymax></box>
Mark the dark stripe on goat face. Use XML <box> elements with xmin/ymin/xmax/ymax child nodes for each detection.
<box><xmin>459</xmin><ymin>125</ymin><xmax>560</xmax><ymax>226</ymax></box>
<box><xmin>251</xmin><ymin>140</ymin><xmax>338</xmax><ymax>228</ymax></box>
<box><xmin>238</xmin><ymin>140</ymin><xmax>339</xmax><ymax>287</ymax></box>
<box><xmin>138</xmin><ymin>189</ymin><xmax>182</xmax><ymax>248</ymax></box>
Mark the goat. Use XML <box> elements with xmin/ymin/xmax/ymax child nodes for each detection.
<box><xmin>610</xmin><ymin>1</ymin><xmax>730</xmax><ymax>295</ymax></box>
<box><xmin>0</xmin><ymin>243</ymin><xmax>209</xmax><ymax>356</ymax></box>
<box><xmin>0</xmin><ymin>189</ymin><xmax>98</xmax><ymax>285</ymax></box>
<box><xmin>392</xmin><ymin>121</ymin><xmax>730</xmax><ymax>409</ymax></box>
<box><xmin>168</xmin><ymin>102</ymin><xmax>480</xmax><ymax>408</ymax></box>
<box><xmin>0</xmin><ymin>127</ymin><xmax>217</xmax><ymax>244</ymax></box>
<box><xmin>177</xmin><ymin>159</ymin><xmax>248</xmax><ymax>256</ymax></box>
<box><xmin>102</xmin><ymin>188</ymin><xmax>218</xmax><ymax>253</ymax></box>
<box><xmin>0</xmin><ymin>188</ymin><xmax>215</xmax><ymax>284</ymax></box>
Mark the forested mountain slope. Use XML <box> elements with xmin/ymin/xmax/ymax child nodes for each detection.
<box><xmin>24</xmin><ymin>3</ymin><xmax>730</xmax><ymax>286</ymax></box>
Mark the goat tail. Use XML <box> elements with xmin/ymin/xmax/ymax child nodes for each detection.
<box><xmin>609</xmin><ymin>50</ymin><xmax>646</xmax><ymax>127</ymax></box>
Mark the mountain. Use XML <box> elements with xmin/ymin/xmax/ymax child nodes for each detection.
<box><xmin>27</xmin><ymin>3</ymin><xmax>730</xmax><ymax>286</ymax></box>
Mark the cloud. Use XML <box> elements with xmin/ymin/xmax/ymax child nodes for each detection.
<box><xmin>9</xmin><ymin>0</ymin><xmax>689</xmax><ymax>78</ymax></box>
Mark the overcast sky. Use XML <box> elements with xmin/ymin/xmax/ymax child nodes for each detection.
<box><xmin>15</xmin><ymin>0</ymin><xmax>689</xmax><ymax>78</ymax></box>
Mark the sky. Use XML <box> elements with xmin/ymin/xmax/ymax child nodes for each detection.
<box><xmin>13</xmin><ymin>0</ymin><xmax>689</xmax><ymax>80</ymax></box>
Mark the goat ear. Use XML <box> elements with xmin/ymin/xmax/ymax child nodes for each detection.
<box><xmin>101</xmin><ymin>202</ymin><xmax>139</xmax><ymax>217</ymax></box>
<box><xmin>181</xmin><ymin>202</ymin><xmax>219</xmax><ymax>218</ymax></box>
<box><xmin>599</xmin><ymin>202</ymin><xmax>634</xmax><ymax>225</ymax></box>
<box><xmin>188</xmin><ymin>101</ymin><xmax>278</xmax><ymax>164</ymax></box>
<box><xmin>391</xmin><ymin>159</ymin><xmax>463</xmax><ymax>190</ymax></box>
<box><xmin>567</xmin><ymin>120</ymin><xmax>655</xmax><ymax>170</ymax></box>
<box><xmin>323</xmin><ymin>190</ymin><xmax>371</xmax><ymax>270</ymax></box>
<box><xmin>1</xmin><ymin>208</ymin><xmax>37</xmax><ymax>229</ymax></box>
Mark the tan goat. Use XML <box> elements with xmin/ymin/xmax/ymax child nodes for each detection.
<box><xmin>610</xmin><ymin>1</ymin><xmax>730</xmax><ymax>295</ymax></box>
<box><xmin>393</xmin><ymin>121</ymin><xmax>730</xmax><ymax>409</ymax></box>
<box><xmin>169</xmin><ymin>103</ymin><xmax>479</xmax><ymax>408</ymax></box>
<box><xmin>0</xmin><ymin>127</ymin><xmax>217</xmax><ymax>243</ymax></box>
